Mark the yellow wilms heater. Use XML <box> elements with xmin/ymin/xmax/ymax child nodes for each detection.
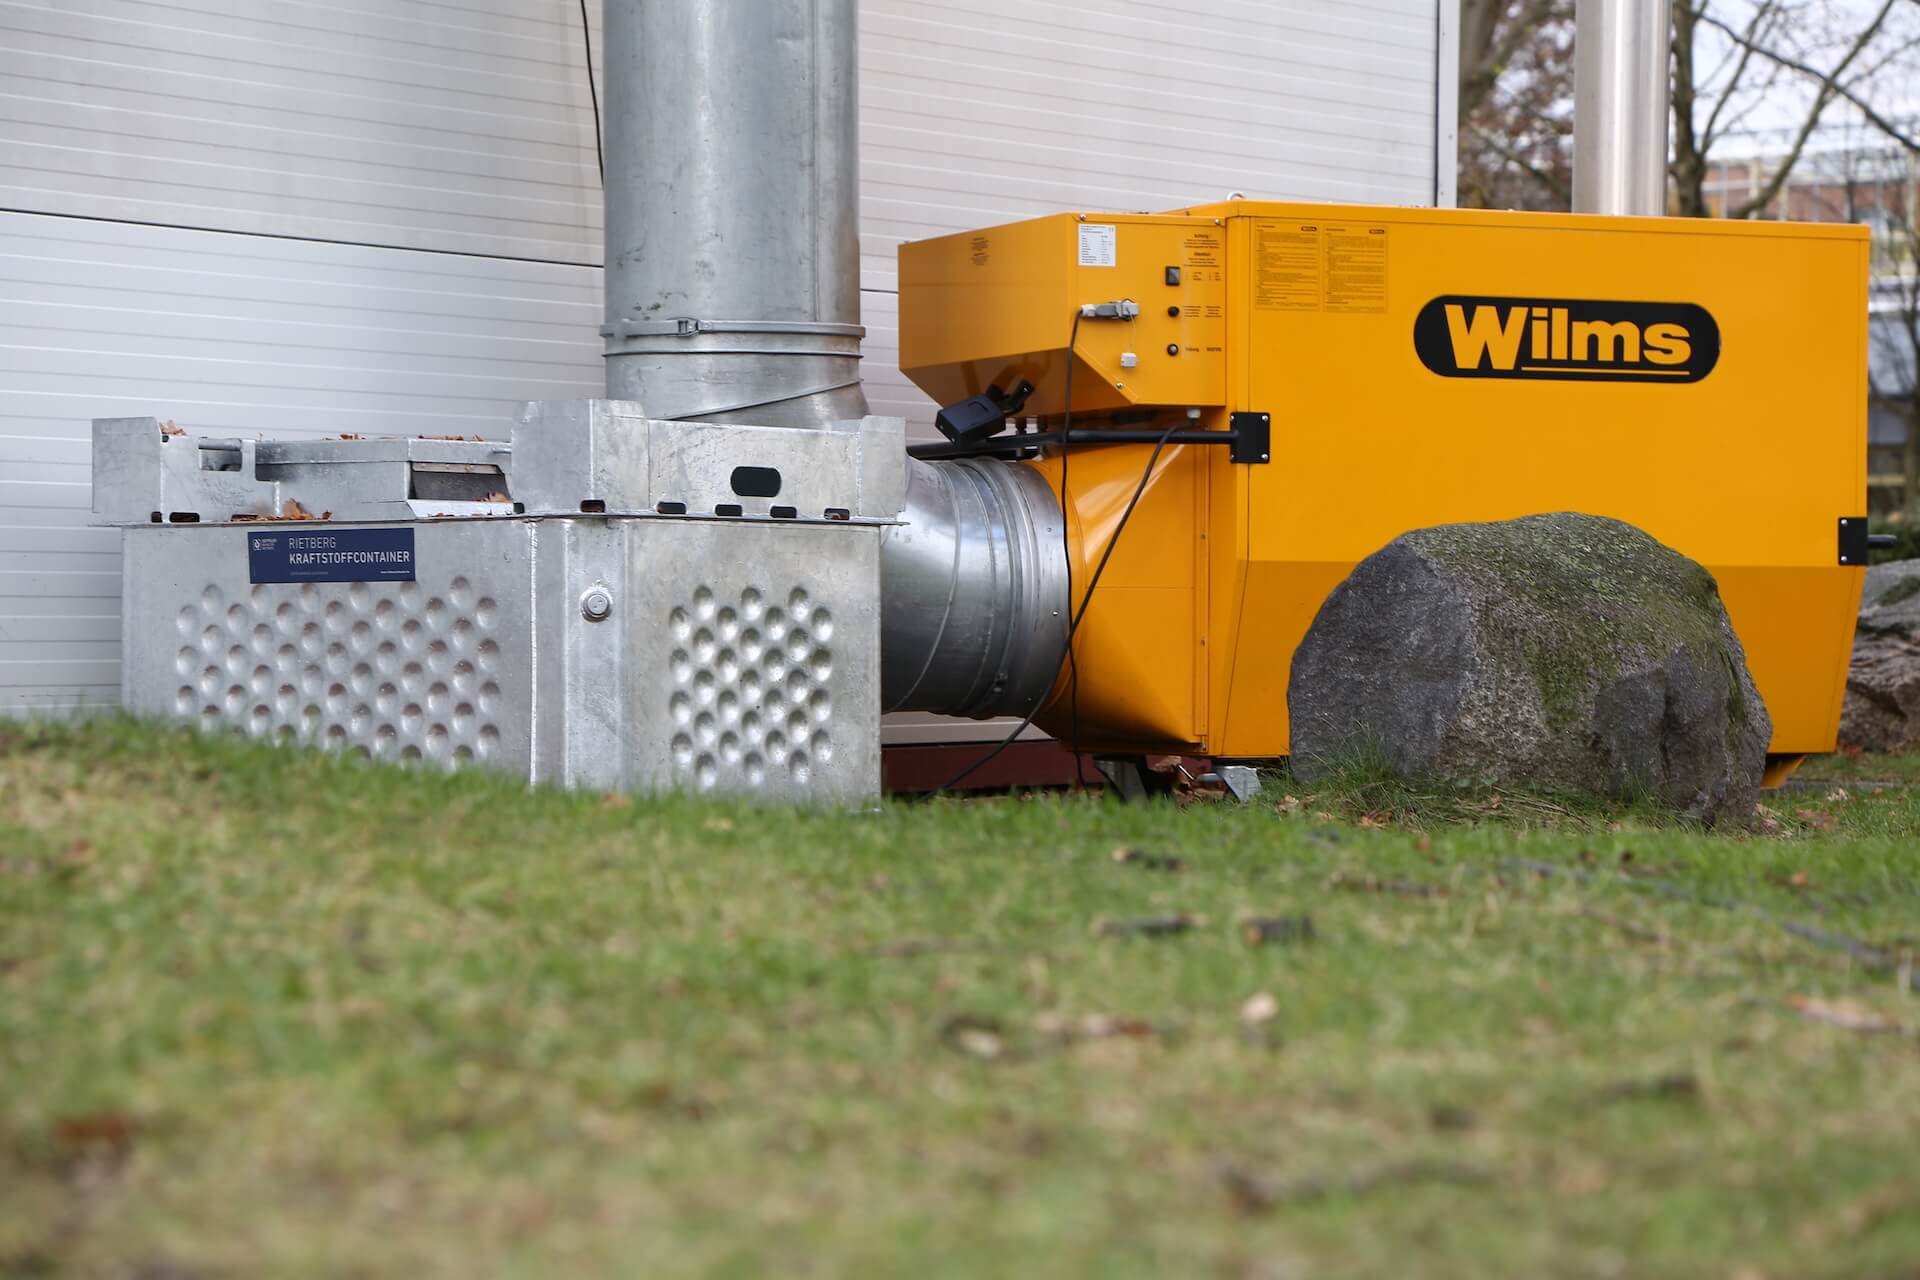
<box><xmin>884</xmin><ymin>202</ymin><xmax>1868</xmax><ymax>777</ymax></box>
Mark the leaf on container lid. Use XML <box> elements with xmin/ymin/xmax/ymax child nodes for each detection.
<box><xmin>158</xmin><ymin>420</ymin><xmax>184</xmax><ymax>436</ymax></box>
<box><xmin>483</xmin><ymin>492</ymin><xmax>511</xmax><ymax>504</ymax></box>
<box><xmin>1786</xmin><ymin>994</ymin><xmax>1902</xmax><ymax>1034</ymax></box>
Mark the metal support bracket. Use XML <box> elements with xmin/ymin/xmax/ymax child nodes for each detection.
<box><xmin>1229</xmin><ymin>411</ymin><xmax>1271</xmax><ymax>465</ymax></box>
<box><xmin>1839</xmin><ymin>519</ymin><xmax>1897</xmax><ymax>565</ymax></box>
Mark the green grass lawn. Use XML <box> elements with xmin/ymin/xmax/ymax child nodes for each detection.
<box><xmin>3</xmin><ymin>720</ymin><xmax>1918</xmax><ymax>1279</ymax></box>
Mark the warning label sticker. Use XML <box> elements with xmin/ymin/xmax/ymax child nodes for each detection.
<box><xmin>1254</xmin><ymin>222</ymin><xmax>1388</xmax><ymax>312</ymax></box>
<box><xmin>1077</xmin><ymin>223</ymin><xmax>1117</xmax><ymax>268</ymax></box>
<box><xmin>1254</xmin><ymin>223</ymin><xmax>1322</xmax><ymax>310</ymax></box>
<box><xmin>1324</xmin><ymin>225</ymin><xmax>1388</xmax><ymax>313</ymax></box>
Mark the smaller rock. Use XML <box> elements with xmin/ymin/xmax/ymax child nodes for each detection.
<box><xmin>1838</xmin><ymin>559</ymin><xmax>1920</xmax><ymax>753</ymax></box>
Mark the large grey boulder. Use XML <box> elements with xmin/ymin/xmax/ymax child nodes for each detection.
<box><xmin>1288</xmin><ymin>513</ymin><xmax>1770</xmax><ymax>824</ymax></box>
<box><xmin>1838</xmin><ymin>559</ymin><xmax>1920</xmax><ymax>753</ymax></box>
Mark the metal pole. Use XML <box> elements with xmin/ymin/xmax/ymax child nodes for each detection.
<box><xmin>601</xmin><ymin>0</ymin><xmax>869</xmax><ymax>426</ymax></box>
<box><xmin>1573</xmin><ymin>0</ymin><xmax>1673</xmax><ymax>215</ymax></box>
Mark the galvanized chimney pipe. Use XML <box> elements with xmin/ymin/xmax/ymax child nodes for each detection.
<box><xmin>596</xmin><ymin>0</ymin><xmax>1070</xmax><ymax>722</ymax></box>
<box><xmin>1573</xmin><ymin>0</ymin><xmax>1674</xmax><ymax>215</ymax></box>
<box><xmin>601</xmin><ymin>0</ymin><xmax>869</xmax><ymax>425</ymax></box>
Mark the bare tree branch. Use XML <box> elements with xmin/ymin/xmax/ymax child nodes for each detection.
<box><xmin>1726</xmin><ymin>0</ymin><xmax>1903</xmax><ymax>218</ymax></box>
<box><xmin>1467</xmin><ymin>122</ymin><xmax>1574</xmax><ymax>202</ymax></box>
<box><xmin>1460</xmin><ymin>0</ymin><xmax>1570</xmax><ymax>122</ymax></box>
<box><xmin>1700</xmin><ymin>0</ymin><xmax>1780</xmax><ymax>148</ymax></box>
<box><xmin>1698</xmin><ymin>5</ymin><xmax>1920</xmax><ymax>156</ymax></box>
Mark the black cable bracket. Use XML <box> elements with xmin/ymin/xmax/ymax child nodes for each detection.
<box><xmin>908</xmin><ymin>415</ymin><xmax>1273</xmax><ymax>464</ymax></box>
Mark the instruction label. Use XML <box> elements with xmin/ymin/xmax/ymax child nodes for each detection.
<box><xmin>1254</xmin><ymin>221</ymin><xmax>1389</xmax><ymax>312</ymax></box>
<box><xmin>1324</xmin><ymin>225</ymin><xmax>1388</xmax><ymax>313</ymax></box>
<box><xmin>247</xmin><ymin>527</ymin><xmax>416</xmax><ymax>584</ymax></box>
<box><xmin>1077</xmin><ymin>223</ymin><xmax>1117</xmax><ymax>267</ymax></box>
<box><xmin>1254</xmin><ymin>223</ymin><xmax>1322</xmax><ymax>309</ymax></box>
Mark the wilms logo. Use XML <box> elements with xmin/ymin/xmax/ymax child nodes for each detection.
<box><xmin>1412</xmin><ymin>296</ymin><xmax>1719</xmax><ymax>383</ymax></box>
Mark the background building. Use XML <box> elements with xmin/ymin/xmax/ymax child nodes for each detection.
<box><xmin>0</xmin><ymin>0</ymin><xmax>1459</xmax><ymax>718</ymax></box>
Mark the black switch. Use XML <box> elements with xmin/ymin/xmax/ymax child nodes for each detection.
<box><xmin>1164</xmin><ymin>266</ymin><xmax>1181</xmax><ymax>286</ymax></box>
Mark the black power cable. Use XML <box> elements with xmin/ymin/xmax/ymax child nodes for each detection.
<box><xmin>931</xmin><ymin>412</ymin><xmax>1183</xmax><ymax>794</ymax></box>
<box><xmin>580</xmin><ymin>0</ymin><xmax>604</xmax><ymax>183</ymax></box>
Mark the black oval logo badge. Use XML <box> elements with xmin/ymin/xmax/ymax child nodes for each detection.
<box><xmin>1413</xmin><ymin>295</ymin><xmax>1720</xmax><ymax>383</ymax></box>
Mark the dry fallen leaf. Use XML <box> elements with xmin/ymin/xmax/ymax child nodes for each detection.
<box><xmin>1357</xmin><ymin>812</ymin><xmax>1389</xmax><ymax>829</ymax></box>
<box><xmin>1794</xmin><ymin>808</ymin><xmax>1839</xmax><ymax>832</ymax></box>
<box><xmin>1825</xmin><ymin>787</ymin><xmax>1851</xmax><ymax>804</ymax></box>
<box><xmin>1786</xmin><ymin>995</ymin><xmax>1902</xmax><ymax>1034</ymax></box>
<box><xmin>1276</xmin><ymin>794</ymin><xmax>1303</xmax><ymax>814</ymax></box>
<box><xmin>940</xmin><ymin>1014</ymin><xmax>1006</xmax><ymax>1060</ymax></box>
<box><xmin>1240</xmin><ymin>991</ymin><xmax>1279</xmax><ymax>1026</ymax></box>
<box><xmin>1036</xmin><ymin>1013</ymin><xmax>1155</xmax><ymax>1041</ymax></box>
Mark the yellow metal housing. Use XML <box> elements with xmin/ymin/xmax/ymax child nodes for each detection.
<box><xmin>899</xmin><ymin>202</ymin><xmax>1869</xmax><ymax>760</ymax></box>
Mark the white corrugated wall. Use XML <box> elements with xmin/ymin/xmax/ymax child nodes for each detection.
<box><xmin>0</xmin><ymin>0</ymin><xmax>1454</xmax><ymax>715</ymax></box>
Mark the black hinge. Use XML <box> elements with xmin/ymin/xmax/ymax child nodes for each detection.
<box><xmin>1229</xmin><ymin>411</ymin><xmax>1270</xmax><ymax>464</ymax></box>
<box><xmin>1839</xmin><ymin>516</ymin><xmax>1871</xmax><ymax>566</ymax></box>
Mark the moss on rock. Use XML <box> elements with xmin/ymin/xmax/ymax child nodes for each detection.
<box><xmin>1288</xmin><ymin>512</ymin><xmax>1771</xmax><ymax>824</ymax></box>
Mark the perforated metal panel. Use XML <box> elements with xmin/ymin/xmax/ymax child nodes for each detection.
<box><xmin>119</xmin><ymin>515</ymin><xmax>882</xmax><ymax>801</ymax></box>
<box><xmin>163</xmin><ymin>575</ymin><xmax>515</xmax><ymax>765</ymax></box>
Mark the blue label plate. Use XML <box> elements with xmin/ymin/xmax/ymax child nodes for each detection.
<box><xmin>247</xmin><ymin>527</ymin><xmax>416</xmax><ymax>584</ymax></box>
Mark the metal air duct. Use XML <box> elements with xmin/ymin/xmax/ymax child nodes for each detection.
<box><xmin>881</xmin><ymin>457</ymin><xmax>1069</xmax><ymax>719</ymax></box>
<box><xmin>601</xmin><ymin>0</ymin><xmax>869</xmax><ymax>426</ymax></box>
<box><xmin>1573</xmin><ymin>0</ymin><xmax>1674</xmax><ymax>215</ymax></box>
